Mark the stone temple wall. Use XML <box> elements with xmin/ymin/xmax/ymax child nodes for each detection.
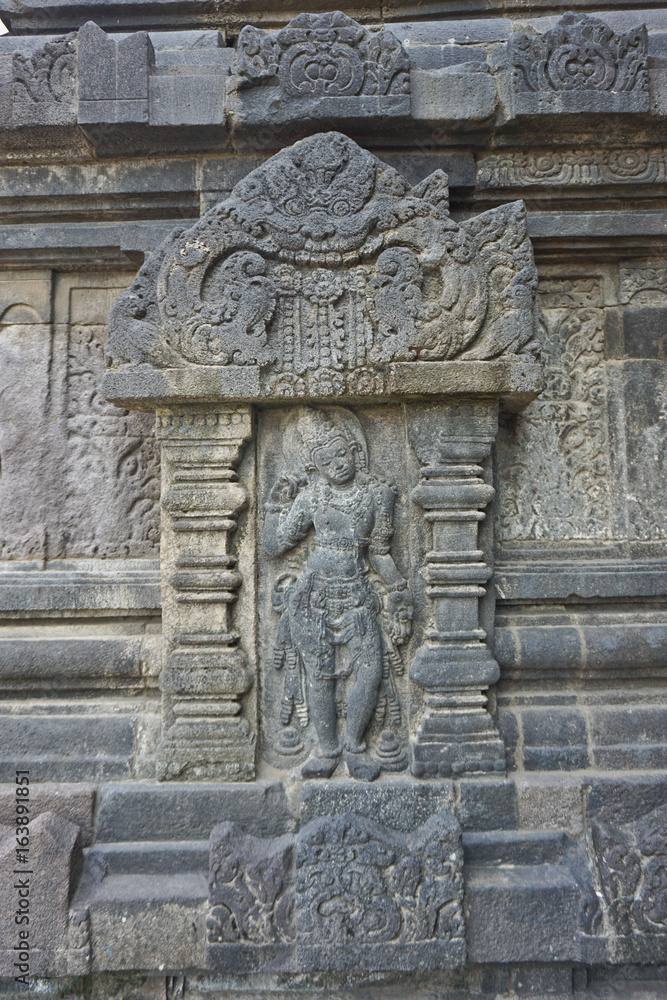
<box><xmin>0</xmin><ymin>2</ymin><xmax>665</xmax><ymax>999</ymax></box>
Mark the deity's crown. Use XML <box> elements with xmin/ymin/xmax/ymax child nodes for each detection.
<box><xmin>296</xmin><ymin>407</ymin><xmax>347</xmax><ymax>464</ymax></box>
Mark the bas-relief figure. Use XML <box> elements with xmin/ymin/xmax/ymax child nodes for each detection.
<box><xmin>263</xmin><ymin>406</ymin><xmax>412</xmax><ymax>781</ymax></box>
<box><xmin>104</xmin><ymin>130</ymin><xmax>540</xmax><ymax>786</ymax></box>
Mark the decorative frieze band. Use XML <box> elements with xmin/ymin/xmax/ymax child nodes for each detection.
<box><xmin>478</xmin><ymin>149</ymin><xmax>667</xmax><ymax>189</ymax></box>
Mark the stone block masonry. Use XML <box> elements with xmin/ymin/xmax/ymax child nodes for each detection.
<box><xmin>0</xmin><ymin>2</ymin><xmax>665</xmax><ymax>1000</ymax></box>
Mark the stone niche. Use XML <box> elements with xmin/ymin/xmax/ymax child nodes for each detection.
<box><xmin>103</xmin><ymin>129</ymin><xmax>543</xmax><ymax>969</ymax></box>
<box><xmin>105</xmin><ymin>129</ymin><xmax>542</xmax><ymax>784</ymax></box>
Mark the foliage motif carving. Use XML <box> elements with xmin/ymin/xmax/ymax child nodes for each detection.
<box><xmin>495</xmin><ymin>278</ymin><xmax>612</xmax><ymax>541</ymax></box>
<box><xmin>12</xmin><ymin>33</ymin><xmax>77</xmax><ymax>124</ymax></box>
<box><xmin>510</xmin><ymin>13</ymin><xmax>647</xmax><ymax>94</ymax></box>
<box><xmin>237</xmin><ymin>13</ymin><xmax>409</xmax><ymax>99</ymax></box>
<box><xmin>107</xmin><ymin>132</ymin><xmax>538</xmax><ymax>385</ymax></box>
<box><xmin>206</xmin><ymin>812</ymin><xmax>466</xmax><ymax>972</ymax></box>
<box><xmin>620</xmin><ymin>260</ymin><xmax>667</xmax><ymax>303</ymax></box>
<box><xmin>592</xmin><ymin>804</ymin><xmax>667</xmax><ymax>942</ymax></box>
<box><xmin>208</xmin><ymin>822</ymin><xmax>295</xmax><ymax>947</ymax></box>
<box><xmin>66</xmin><ymin>324</ymin><xmax>160</xmax><ymax>557</ymax></box>
<box><xmin>296</xmin><ymin>813</ymin><xmax>465</xmax><ymax>955</ymax></box>
<box><xmin>263</xmin><ymin>406</ymin><xmax>411</xmax><ymax>781</ymax></box>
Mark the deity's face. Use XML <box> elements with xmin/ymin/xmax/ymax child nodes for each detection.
<box><xmin>312</xmin><ymin>435</ymin><xmax>356</xmax><ymax>485</ymax></box>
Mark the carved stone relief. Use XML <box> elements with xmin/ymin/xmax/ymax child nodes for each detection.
<box><xmin>591</xmin><ymin>803</ymin><xmax>667</xmax><ymax>961</ymax></box>
<box><xmin>508</xmin><ymin>12</ymin><xmax>649</xmax><ymax>114</ymax></box>
<box><xmin>495</xmin><ymin>277</ymin><xmax>612</xmax><ymax>541</ymax></box>
<box><xmin>104</xmin><ymin>132</ymin><xmax>541</xmax><ymax>783</ymax></box>
<box><xmin>207</xmin><ymin>810</ymin><xmax>465</xmax><ymax>972</ymax></box>
<box><xmin>233</xmin><ymin>13</ymin><xmax>410</xmax><ymax>123</ymax></box>
<box><xmin>478</xmin><ymin>148</ymin><xmax>667</xmax><ymax>189</ymax></box>
<box><xmin>65</xmin><ymin>322</ymin><xmax>160</xmax><ymax>558</ymax></box>
<box><xmin>106</xmin><ymin>131</ymin><xmax>538</xmax><ymax>398</ymax></box>
<box><xmin>12</xmin><ymin>33</ymin><xmax>78</xmax><ymax>126</ymax></box>
<box><xmin>259</xmin><ymin>406</ymin><xmax>414</xmax><ymax>781</ymax></box>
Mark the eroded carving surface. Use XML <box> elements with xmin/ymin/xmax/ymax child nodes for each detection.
<box><xmin>107</xmin><ymin>132</ymin><xmax>538</xmax><ymax>390</ymax></box>
<box><xmin>237</xmin><ymin>13</ymin><xmax>409</xmax><ymax>99</ymax></box>
<box><xmin>592</xmin><ymin>804</ymin><xmax>667</xmax><ymax>956</ymax></box>
<box><xmin>263</xmin><ymin>406</ymin><xmax>412</xmax><ymax>782</ymax></box>
<box><xmin>496</xmin><ymin>277</ymin><xmax>612</xmax><ymax>541</ymax></box>
<box><xmin>510</xmin><ymin>13</ymin><xmax>647</xmax><ymax>95</ymax></box>
<box><xmin>206</xmin><ymin>811</ymin><xmax>465</xmax><ymax>972</ymax></box>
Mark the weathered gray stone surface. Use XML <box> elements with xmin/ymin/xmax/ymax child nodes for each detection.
<box><xmin>0</xmin><ymin>1</ymin><xmax>665</xmax><ymax>998</ymax></box>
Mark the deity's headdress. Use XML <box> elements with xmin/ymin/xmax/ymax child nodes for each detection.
<box><xmin>284</xmin><ymin>406</ymin><xmax>369</xmax><ymax>477</ymax></box>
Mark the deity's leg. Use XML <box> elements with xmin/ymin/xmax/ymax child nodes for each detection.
<box><xmin>343</xmin><ymin>622</ymin><xmax>384</xmax><ymax>781</ymax></box>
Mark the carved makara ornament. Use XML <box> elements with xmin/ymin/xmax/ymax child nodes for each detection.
<box><xmin>264</xmin><ymin>406</ymin><xmax>412</xmax><ymax>781</ymax></box>
<box><xmin>107</xmin><ymin>131</ymin><xmax>538</xmax><ymax>387</ymax></box>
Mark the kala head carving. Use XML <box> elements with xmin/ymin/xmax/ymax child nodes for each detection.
<box><xmin>106</xmin><ymin>131</ymin><xmax>539</xmax><ymax>397</ymax></box>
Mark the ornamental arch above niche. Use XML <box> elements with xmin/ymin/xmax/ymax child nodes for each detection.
<box><xmin>104</xmin><ymin>131</ymin><xmax>543</xmax><ymax>786</ymax></box>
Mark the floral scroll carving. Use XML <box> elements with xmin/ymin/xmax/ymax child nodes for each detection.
<box><xmin>510</xmin><ymin>13</ymin><xmax>647</xmax><ymax>95</ymax></box>
<box><xmin>591</xmin><ymin>804</ymin><xmax>667</xmax><ymax>959</ymax></box>
<box><xmin>12</xmin><ymin>33</ymin><xmax>78</xmax><ymax>125</ymax></box>
<box><xmin>237</xmin><ymin>13</ymin><xmax>409</xmax><ymax>100</ymax></box>
<box><xmin>107</xmin><ymin>131</ymin><xmax>538</xmax><ymax>388</ymax></box>
<box><xmin>495</xmin><ymin>277</ymin><xmax>612</xmax><ymax>541</ymax></box>
<box><xmin>206</xmin><ymin>811</ymin><xmax>466</xmax><ymax>973</ymax></box>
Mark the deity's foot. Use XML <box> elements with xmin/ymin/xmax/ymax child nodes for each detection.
<box><xmin>345</xmin><ymin>750</ymin><xmax>381</xmax><ymax>782</ymax></box>
<box><xmin>301</xmin><ymin>754</ymin><xmax>340</xmax><ymax>779</ymax></box>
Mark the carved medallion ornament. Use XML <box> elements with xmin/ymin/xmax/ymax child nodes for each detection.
<box><xmin>106</xmin><ymin>130</ymin><xmax>538</xmax><ymax>400</ymax></box>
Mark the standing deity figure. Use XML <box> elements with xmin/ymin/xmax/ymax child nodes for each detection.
<box><xmin>264</xmin><ymin>406</ymin><xmax>413</xmax><ymax>781</ymax></box>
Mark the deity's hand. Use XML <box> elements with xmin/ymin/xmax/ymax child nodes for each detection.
<box><xmin>386</xmin><ymin>587</ymin><xmax>414</xmax><ymax>645</ymax></box>
<box><xmin>268</xmin><ymin>474</ymin><xmax>303</xmax><ymax>507</ymax></box>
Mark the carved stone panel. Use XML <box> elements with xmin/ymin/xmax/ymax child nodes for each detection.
<box><xmin>105</xmin><ymin>131</ymin><xmax>540</xmax><ymax>409</ymax></box>
<box><xmin>63</xmin><ymin>281</ymin><xmax>161</xmax><ymax>558</ymax></box>
<box><xmin>495</xmin><ymin>277</ymin><xmax>612</xmax><ymax>542</ymax></box>
<box><xmin>231</xmin><ymin>13</ymin><xmax>410</xmax><ymax>124</ymax></box>
<box><xmin>65</xmin><ymin>323</ymin><xmax>160</xmax><ymax>558</ymax></box>
<box><xmin>206</xmin><ymin>810</ymin><xmax>465</xmax><ymax>973</ymax></box>
<box><xmin>258</xmin><ymin>405</ymin><xmax>416</xmax><ymax>781</ymax></box>
<box><xmin>103</xmin><ymin>132</ymin><xmax>542</xmax><ymax>784</ymax></box>
<box><xmin>591</xmin><ymin>803</ymin><xmax>667</xmax><ymax>962</ymax></box>
<box><xmin>508</xmin><ymin>12</ymin><xmax>649</xmax><ymax>115</ymax></box>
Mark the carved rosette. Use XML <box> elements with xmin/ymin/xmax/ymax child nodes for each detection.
<box><xmin>408</xmin><ymin>404</ymin><xmax>506</xmax><ymax>778</ymax></box>
<box><xmin>156</xmin><ymin>408</ymin><xmax>255</xmax><ymax>781</ymax></box>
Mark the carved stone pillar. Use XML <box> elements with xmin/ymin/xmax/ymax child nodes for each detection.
<box><xmin>408</xmin><ymin>403</ymin><xmax>506</xmax><ymax>778</ymax></box>
<box><xmin>155</xmin><ymin>407</ymin><xmax>255</xmax><ymax>781</ymax></box>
